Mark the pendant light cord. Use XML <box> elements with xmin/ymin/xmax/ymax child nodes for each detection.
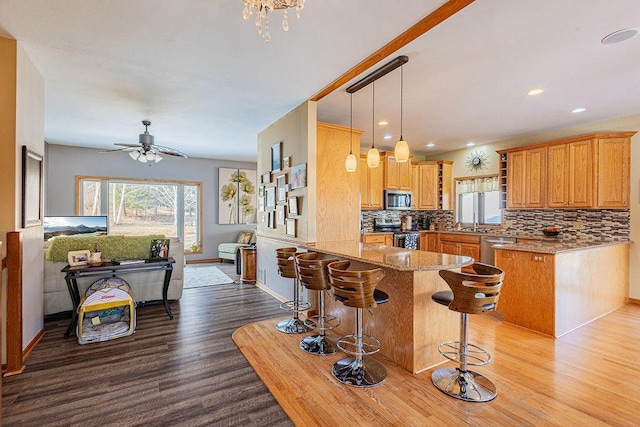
<box><xmin>349</xmin><ymin>93</ymin><xmax>353</xmax><ymax>154</ymax></box>
<box><xmin>400</xmin><ymin>65</ymin><xmax>404</xmax><ymax>139</ymax></box>
<box><xmin>371</xmin><ymin>81</ymin><xmax>375</xmax><ymax>149</ymax></box>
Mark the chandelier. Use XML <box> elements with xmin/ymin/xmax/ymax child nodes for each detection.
<box><xmin>242</xmin><ymin>0</ymin><xmax>305</xmax><ymax>43</ymax></box>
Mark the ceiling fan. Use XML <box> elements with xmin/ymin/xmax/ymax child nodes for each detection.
<box><xmin>101</xmin><ymin>120</ymin><xmax>187</xmax><ymax>163</ymax></box>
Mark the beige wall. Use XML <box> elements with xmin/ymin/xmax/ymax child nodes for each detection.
<box><xmin>0</xmin><ymin>36</ymin><xmax>45</xmax><ymax>362</ymax></box>
<box><xmin>427</xmin><ymin>114</ymin><xmax>640</xmax><ymax>299</ymax></box>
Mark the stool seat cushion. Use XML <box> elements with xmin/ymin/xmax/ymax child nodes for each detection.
<box><xmin>432</xmin><ymin>290</ymin><xmax>453</xmax><ymax>307</ymax></box>
<box><xmin>374</xmin><ymin>289</ymin><xmax>389</xmax><ymax>305</ymax></box>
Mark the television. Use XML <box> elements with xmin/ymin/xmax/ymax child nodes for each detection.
<box><xmin>44</xmin><ymin>216</ymin><xmax>108</xmax><ymax>241</ymax></box>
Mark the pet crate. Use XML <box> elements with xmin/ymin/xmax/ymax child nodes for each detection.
<box><xmin>77</xmin><ymin>277</ymin><xmax>136</xmax><ymax>345</ymax></box>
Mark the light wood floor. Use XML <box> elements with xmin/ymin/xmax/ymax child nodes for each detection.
<box><xmin>234</xmin><ymin>304</ymin><xmax>640</xmax><ymax>426</ymax></box>
<box><xmin>2</xmin><ymin>262</ymin><xmax>292</xmax><ymax>426</ymax></box>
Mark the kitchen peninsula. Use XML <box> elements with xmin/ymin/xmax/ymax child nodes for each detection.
<box><xmin>304</xmin><ymin>241</ymin><xmax>473</xmax><ymax>373</ymax></box>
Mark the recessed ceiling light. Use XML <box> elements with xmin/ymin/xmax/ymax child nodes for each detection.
<box><xmin>601</xmin><ymin>28</ymin><xmax>639</xmax><ymax>45</ymax></box>
<box><xmin>383</xmin><ymin>134</ymin><xmax>392</xmax><ymax>140</ymax></box>
<box><xmin>571</xmin><ymin>108</ymin><xmax>586</xmax><ymax>113</ymax></box>
<box><xmin>426</xmin><ymin>142</ymin><xmax>435</xmax><ymax>147</ymax></box>
<box><xmin>378</xmin><ymin>120</ymin><xmax>388</xmax><ymax>126</ymax></box>
<box><xmin>528</xmin><ymin>88</ymin><xmax>544</xmax><ymax>96</ymax></box>
<box><xmin>467</xmin><ymin>142</ymin><xmax>475</xmax><ymax>147</ymax></box>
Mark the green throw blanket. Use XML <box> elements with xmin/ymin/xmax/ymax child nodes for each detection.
<box><xmin>46</xmin><ymin>234</ymin><xmax>165</xmax><ymax>263</ymax></box>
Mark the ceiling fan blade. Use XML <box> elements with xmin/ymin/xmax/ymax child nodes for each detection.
<box><xmin>155</xmin><ymin>145</ymin><xmax>188</xmax><ymax>158</ymax></box>
<box><xmin>99</xmin><ymin>147</ymin><xmax>136</xmax><ymax>153</ymax></box>
<box><xmin>114</xmin><ymin>143</ymin><xmax>140</xmax><ymax>148</ymax></box>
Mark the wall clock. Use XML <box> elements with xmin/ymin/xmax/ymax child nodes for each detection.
<box><xmin>465</xmin><ymin>150</ymin><xmax>489</xmax><ymax>173</ymax></box>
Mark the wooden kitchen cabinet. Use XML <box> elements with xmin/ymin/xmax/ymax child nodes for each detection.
<box><xmin>505</xmin><ymin>147</ymin><xmax>546</xmax><ymax>209</ymax></box>
<box><xmin>596</xmin><ymin>136</ymin><xmax>630</xmax><ymax>208</ymax></box>
<box><xmin>384</xmin><ymin>153</ymin><xmax>411</xmax><ymax>190</ymax></box>
<box><xmin>419</xmin><ymin>232</ymin><xmax>439</xmax><ymax>252</ymax></box>
<box><xmin>417</xmin><ymin>162</ymin><xmax>438</xmax><ymax>209</ymax></box>
<box><xmin>547</xmin><ymin>139</ymin><xmax>593</xmax><ymax>208</ymax></box>
<box><xmin>360</xmin><ymin>155</ymin><xmax>384</xmax><ymax>210</ymax></box>
<box><xmin>361</xmin><ymin>233</ymin><xmax>392</xmax><ymax>246</ymax></box>
<box><xmin>438</xmin><ymin>233</ymin><xmax>480</xmax><ymax>272</ymax></box>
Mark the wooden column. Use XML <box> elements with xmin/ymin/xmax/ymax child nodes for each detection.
<box><xmin>4</xmin><ymin>231</ymin><xmax>25</xmax><ymax>376</ymax></box>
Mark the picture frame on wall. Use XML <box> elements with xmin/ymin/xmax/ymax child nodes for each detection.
<box><xmin>262</xmin><ymin>172</ymin><xmax>271</xmax><ymax>184</ymax></box>
<box><xmin>257</xmin><ymin>196</ymin><xmax>265</xmax><ymax>212</ymax></box>
<box><xmin>22</xmin><ymin>146</ymin><xmax>43</xmax><ymax>228</ymax></box>
<box><xmin>271</xmin><ymin>141</ymin><xmax>282</xmax><ymax>172</ymax></box>
<box><xmin>268</xmin><ymin>211</ymin><xmax>276</xmax><ymax>228</ymax></box>
<box><xmin>290</xmin><ymin>163</ymin><xmax>307</xmax><ymax>189</ymax></box>
<box><xmin>276</xmin><ymin>204</ymin><xmax>285</xmax><ymax>225</ymax></box>
<box><xmin>286</xmin><ymin>218</ymin><xmax>296</xmax><ymax>237</ymax></box>
<box><xmin>266</xmin><ymin>186</ymin><xmax>276</xmax><ymax>209</ymax></box>
<box><xmin>276</xmin><ymin>174</ymin><xmax>287</xmax><ymax>203</ymax></box>
<box><xmin>287</xmin><ymin>196</ymin><xmax>298</xmax><ymax>216</ymax></box>
<box><xmin>283</xmin><ymin>156</ymin><xmax>291</xmax><ymax>168</ymax></box>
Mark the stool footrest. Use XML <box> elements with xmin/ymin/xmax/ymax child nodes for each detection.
<box><xmin>332</xmin><ymin>357</ymin><xmax>386</xmax><ymax>388</ymax></box>
<box><xmin>303</xmin><ymin>314</ymin><xmax>341</xmax><ymax>332</ymax></box>
<box><xmin>300</xmin><ymin>334</ymin><xmax>337</xmax><ymax>355</ymax></box>
<box><xmin>431</xmin><ymin>367</ymin><xmax>497</xmax><ymax>402</ymax></box>
<box><xmin>276</xmin><ymin>317</ymin><xmax>311</xmax><ymax>334</ymax></box>
<box><xmin>336</xmin><ymin>334</ymin><xmax>381</xmax><ymax>357</ymax></box>
<box><xmin>279</xmin><ymin>300</ymin><xmax>311</xmax><ymax>313</ymax></box>
<box><xmin>438</xmin><ymin>340</ymin><xmax>491</xmax><ymax>366</ymax></box>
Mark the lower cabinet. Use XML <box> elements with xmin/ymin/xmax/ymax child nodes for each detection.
<box><xmin>361</xmin><ymin>233</ymin><xmax>392</xmax><ymax>246</ymax></box>
<box><xmin>419</xmin><ymin>232</ymin><xmax>439</xmax><ymax>252</ymax></box>
<box><xmin>438</xmin><ymin>233</ymin><xmax>480</xmax><ymax>273</ymax></box>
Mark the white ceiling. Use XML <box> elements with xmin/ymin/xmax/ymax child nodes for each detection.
<box><xmin>1</xmin><ymin>0</ymin><xmax>639</xmax><ymax>161</ymax></box>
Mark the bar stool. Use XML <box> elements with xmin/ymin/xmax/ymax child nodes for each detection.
<box><xmin>275</xmin><ymin>247</ymin><xmax>311</xmax><ymax>334</ymax></box>
<box><xmin>431</xmin><ymin>263</ymin><xmax>504</xmax><ymax>402</ymax></box>
<box><xmin>295</xmin><ymin>252</ymin><xmax>341</xmax><ymax>355</ymax></box>
<box><xmin>327</xmin><ymin>260</ymin><xmax>389</xmax><ymax>387</ymax></box>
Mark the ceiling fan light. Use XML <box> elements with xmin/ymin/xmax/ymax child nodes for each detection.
<box><xmin>145</xmin><ymin>151</ymin><xmax>155</xmax><ymax>161</ymax></box>
<box><xmin>394</xmin><ymin>138</ymin><xmax>410</xmax><ymax>162</ymax></box>
<box><xmin>129</xmin><ymin>150</ymin><xmax>140</xmax><ymax>160</ymax></box>
<box><xmin>154</xmin><ymin>153</ymin><xmax>163</xmax><ymax>163</ymax></box>
<box><xmin>138</xmin><ymin>153</ymin><xmax>148</xmax><ymax>163</ymax></box>
<box><xmin>367</xmin><ymin>147</ymin><xmax>380</xmax><ymax>168</ymax></box>
<box><xmin>345</xmin><ymin>153</ymin><xmax>357</xmax><ymax>172</ymax></box>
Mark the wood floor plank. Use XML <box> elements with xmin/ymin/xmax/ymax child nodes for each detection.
<box><xmin>233</xmin><ymin>305</ymin><xmax>640</xmax><ymax>427</ymax></box>
<box><xmin>2</xmin><ymin>262</ymin><xmax>292</xmax><ymax>426</ymax></box>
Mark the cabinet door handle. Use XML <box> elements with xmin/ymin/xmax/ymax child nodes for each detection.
<box><xmin>531</xmin><ymin>255</ymin><xmax>545</xmax><ymax>262</ymax></box>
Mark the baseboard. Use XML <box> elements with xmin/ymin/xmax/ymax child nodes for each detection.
<box><xmin>2</xmin><ymin>328</ymin><xmax>43</xmax><ymax>377</ymax></box>
<box><xmin>186</xmin><ymin>258</ymin><xmax>220</xmax><ymax>264</ymax></box>
<box><xmin>629</xmin><ymin>297</ymin><xmax>640</xmax><ymax>305</ymax></box>
<box><xmin>255</xmin><ymin>281</ymin><xmax>288</xmax><ymax>303</ymax></box>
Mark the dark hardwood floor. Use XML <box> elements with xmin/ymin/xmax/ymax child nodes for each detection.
<box><xmin>2</xmin><ymin>262</ymin><xmax>293</xmax><ymax>426</ymax></box>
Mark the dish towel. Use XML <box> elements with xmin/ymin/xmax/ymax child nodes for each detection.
<box><xmin>404</xmin><ymin>234</ymin><xmax>418</xmax><ymax>250</ymax></box>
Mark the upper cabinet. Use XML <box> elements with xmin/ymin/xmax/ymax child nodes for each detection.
<box><xmin>417</xmin><ymin>162</ymin><xmax>438</xmax><ymax>210</ymax></box>
<box><xmin>596</xmin><ymin>136</ymin><xmax>631</xmax><ymax>207</ymax></box>
<box><xmin>384</xmin><ymin>154</ymin><xmax>411</xmax><ymax>190</ymax></box>
<box><xmin>411</xmin><ymin>161</ymin><xmax>452</xmax><ymax>210</ymax></box>
<box><xmin>505</xmin><ymin>147</ymin><xmax>547</xmax><ymax>209</ymax></box>
<box><xmin>360</xmin><ymin>155</ymin><xmax>384</xmax><ymax>210</ymax></box>
<box><xmin>498</xmin><ymin>132</ymin><xmax>635</xmax><ymax>210</ymax></box>
<box><xmin>547</xmin><ymin>139</ymin><xmax>593</xmax><ymax>208</ymax></box>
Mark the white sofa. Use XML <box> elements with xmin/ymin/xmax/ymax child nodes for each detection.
<box><xmin>44</xmin><ymin>236</ymin><xmax>184</xmax><ymax>315</ymax></box>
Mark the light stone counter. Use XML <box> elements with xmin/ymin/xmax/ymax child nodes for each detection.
<box><xmin>305</xmin><ymin>241</ymin><xmax>472</xmax><ymax>271</ymax></box>
<box><xmin>495</xmin><ymin>239</ymin><xmax>630</xmax><ymax>254</ymax></box>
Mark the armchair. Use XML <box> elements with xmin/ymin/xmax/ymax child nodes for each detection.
<box><xmin>218</xmin><ymin>230</ymin><xmax>256</xmax><ymax>262</ymax></box>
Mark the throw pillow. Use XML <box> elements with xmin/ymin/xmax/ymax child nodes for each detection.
<box><xmin>237</xmin><ymin>231</ymin><xmax>253</xmax><ymax>244</ymax></box>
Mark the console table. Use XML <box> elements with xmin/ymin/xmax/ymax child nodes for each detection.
<box><xmin>61</xmin><ymin>257</ymin><xmax>175</xmax><ymax>338</ymax></box>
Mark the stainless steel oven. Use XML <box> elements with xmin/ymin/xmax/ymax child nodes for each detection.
<box><xmin>384</xmin><ymin>190</ymin><xmax>412</xmax><ymax>210</ymax></box>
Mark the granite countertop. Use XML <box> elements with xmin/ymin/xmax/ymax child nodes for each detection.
<box><xmin>494</xmin><ymin>239</ymin><xmax>630</xmax><ymax>254</ymax></box>
<box><xmin>304</xmin><ymin>241</ymin><xmax>472</xmax><ymax>271</ymax></box>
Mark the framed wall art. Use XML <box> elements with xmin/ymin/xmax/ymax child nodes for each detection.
<box><xmin>286</xmin><ymin>218</ymin><xmax>296</xmax><ymax>237</ymax></box>
<box><xmin>218</xmin><ymin>168</ymin><xmax>257</xmax><ymax>225</ymax></box>
<box><xmin>276</xmin><ymin>204</ymin><xmax>285</xmax><ymax>225</ymax></box>
<box><xmin>271</xmin><ymin>141</ymin><xmax>282</xmax><ymax>172</ymax></box>
<box><xmin>262</xmin><ymin>172</ymin><xmax>271</xmax><ymax>184</ymax></box>
<box><xmin>266</xmin><ymin>186</ymin><xmax>276</xmax><ymax>209</ymax></box>
<box><xmin>276</xmin><ymin>174</ymin><xmax>287</xmax><ymax>203</ymax></box>
<box><xmin>287</xmin><ymin>196</ymin><xmax>298</xmax><ymax>216</ymax></box>
<box><xmin>21</xmin><ymin>146</ymin><xmax>43</xmax><ymax>228</ymax></box>
<box><xmin>290</xmin><ymin>163</ymin><xmax>307</xmax><ymax>189</ymax></box>
<box><xmin>283</xmin><ymin>156</ymin><xmax>291</xmax><ymax>168</ymax></box>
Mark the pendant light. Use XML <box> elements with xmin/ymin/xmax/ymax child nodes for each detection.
<box><xmin>345</xmin><ymin>93</ymin><xmax>358</xmax><ymax>172</ymax></box>
<box><xmin>394</xmin><ymin>63</ymin><xmax>410</xmax><ymax>162</ymax></box>
<box><xmin>367</xmin><ymin>81</ymin><xmax>380</xmax><ymax>168</ymax></box>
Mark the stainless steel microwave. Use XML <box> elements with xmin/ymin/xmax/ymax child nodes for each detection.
<box><xmin>384</xmin><ymin>190</ymin><xmax>412</xmax><ymax>210</ymax></box>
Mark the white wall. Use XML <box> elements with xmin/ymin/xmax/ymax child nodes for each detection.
<box><xmin>45</xmin><ymin>144</ymin><xmax>256</xmax><ymax>261</ymax></box>
<box><xmin>427</xmin><ymin>114</ymin><xmax>640</xmax><ymax>299</ymax></box>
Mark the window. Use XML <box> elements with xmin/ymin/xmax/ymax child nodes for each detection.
<box><xmin>456</xmin><ymin>176</ymin><xmax>501</xmax><ymax>226</ymax></box>
<box><xmin>77</xmin><ymin>177</ymin><xmax>202</xmax><ymax>251</ymax></box>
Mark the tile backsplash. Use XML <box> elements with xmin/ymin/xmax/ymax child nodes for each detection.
<box><xmin>362</xmin><ymin>208</ymin><xmax>629</xmax><ymax>241</ymax></box>
<box><xmin>503</xmin><ymin>209</ymin><xmax>629</xmax><ymax>241</ymax></box>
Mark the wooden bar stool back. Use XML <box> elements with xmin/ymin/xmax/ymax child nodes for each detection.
<box><xmin>431</xmin><ymin>262</ymin><xmax>504</xmax><ymax>402</ymax></box>
<box><xmin>295</xmin><ymin>252</ymin><xmax>340</xmax><ymax>355</ymax></box>
<box><xmin>275</xmin><ymin>247</ymin><xmax>311</xmax><ymax>334</ymax></box>
<box><xmin>327</xmin><ymin>260</ymin><xmax>389</xmax><ymax>387</ymax></box>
